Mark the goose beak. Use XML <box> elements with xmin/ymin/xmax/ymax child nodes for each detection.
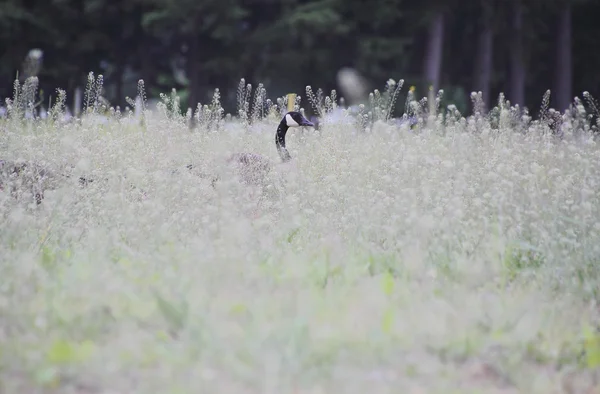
<box><xmin>300</xmin><ymin>118</ymin><xmax>314</xmax><ymax>127</ymax></box>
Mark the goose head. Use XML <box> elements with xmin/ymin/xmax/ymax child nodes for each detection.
<box><xmin>276</xmin><ymin>111</ymin><xmax>314</xmax><ymax>162</ymax></box>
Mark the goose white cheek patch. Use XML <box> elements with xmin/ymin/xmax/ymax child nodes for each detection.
<box><xmin>285</xmin><ymin>113</ymin><xmax>299</xmax><ymax>127</ymax></box>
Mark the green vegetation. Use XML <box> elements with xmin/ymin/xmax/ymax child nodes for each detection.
<box><xmin>1</xmin><ymin>77</ymin><xmax>600</xmax><ymax>393</ymax></box>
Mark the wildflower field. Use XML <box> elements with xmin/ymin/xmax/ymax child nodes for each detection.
<box><xmin>1</xmin><ymin>76</ymin><xmax>600</xmax><ymax>394</ymax></box>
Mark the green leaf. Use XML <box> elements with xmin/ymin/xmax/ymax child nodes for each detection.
<box><xmin>153</xmin><ymin>291</ymin><xmax>188</xmax><ymax>334</ymax></box>
<box><xmin>229</xmin><ymin>303</ymin><xmax>248</xmax><ymax>315</ymax></box>
<box><xmin>381</xmin><ymin>271</ymin><xmax>395</xmax><ymax>297</ymax></box>
<box><xmin>34</xmin><ymin>366</ymin><xmax>60</xmax><ymax>388</ymax></box>
<box><xmin>46</xmin><ymin>339</ymin><xmax>96</xmax><ymax>364</ymax></box>
<box><xmin>40</xmin><ymin>245</ymin><xmax>56</xmax><ymax>271</ymax></box>
<box><xmin>583</xmin><ymin>325</ymin><xmax>600</xmax><ymax>369</ymax></box>
<box><xmin>46</xmin><ymin>340</ymin><xmax>75</xmax><ymax>364</ymax></box>
<box><xmin>381</xmin><ymin>308</ymin><xmax>394</xmax><ymax>334</ymax></box>
<box><xmin>141</xmin><ymin>10</ymin><xmax>171</xmax><ymax>29</ymax></box>
<box><xmin>287</xmin><ymin>227</ymin><xmax>300</xmax><ymax>243</ymax></box>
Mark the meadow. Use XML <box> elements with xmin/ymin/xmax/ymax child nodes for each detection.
<box><xmin>1</xmin><ymin>76</ymin><xmax>600</xmax><ymax>393</ymax></box>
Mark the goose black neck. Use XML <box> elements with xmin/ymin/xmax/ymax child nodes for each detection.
<box><xmin>276</xmin><ymin>120</ymin><xmax>291</xmax><ymax>162</ymax></box>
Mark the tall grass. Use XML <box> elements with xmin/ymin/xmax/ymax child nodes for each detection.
<box><xmin>1</xmin><ymin>75</ymin><xmax>600</xmax><ymax>393</ymax></box>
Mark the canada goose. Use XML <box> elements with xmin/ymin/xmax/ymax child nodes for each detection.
<box><xmin>187</xmin><ymin>111</ymin><xmax>314</xmax><ymax>187</ymax></box>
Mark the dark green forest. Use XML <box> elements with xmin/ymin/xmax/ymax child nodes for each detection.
<box><xmin>1</xmin><ymin>0</ymin><xmax>599</xmax><ymax>117</ymax></box>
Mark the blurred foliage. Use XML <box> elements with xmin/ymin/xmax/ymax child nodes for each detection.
<box><xmin>0</xmin><ymin>0</ymin><xmax>599</xmax><ymax>115</ymax></box>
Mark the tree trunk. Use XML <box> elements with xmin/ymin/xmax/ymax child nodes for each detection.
<box><xmin>136</xmin><ymin>5</ymin><xmax>155</xmax><ymax>94</ymax></box>
<box><xmin>140</xmin><ymin>38</ymin><xmax>154</xmax><ymax>91</ymax></box>
<box><xmin>187</xmin><ymin>33</ymin><xmax>201</xmax><ymax>127</ymax></box>
<box><xmin>423</xmin><ymin>10</ymin><xmax>445</xmax><ymax>94</ymax></box>
<box><xmin>509</xmin><ymin>0</ymin><xmax>525</xmax><ymax>108</ymax></box>
<box><xmin>423</xmin><ymin>9</ymin><xmax>445</xmax><ymax>118</ymax></box>
<box><xmin>114</xmin><ymin>57</ymin><xmax>124</xmax><ymax>108</ymax></box>
<box><xmin>474</xmin><ymin>1</ymin><xmax>494</xmax><ymax>112</ymax></box>
<box><xmin>554</xmin><ymin>2</ymin><xmax>572</xmax><ymax>112</ymax></box>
